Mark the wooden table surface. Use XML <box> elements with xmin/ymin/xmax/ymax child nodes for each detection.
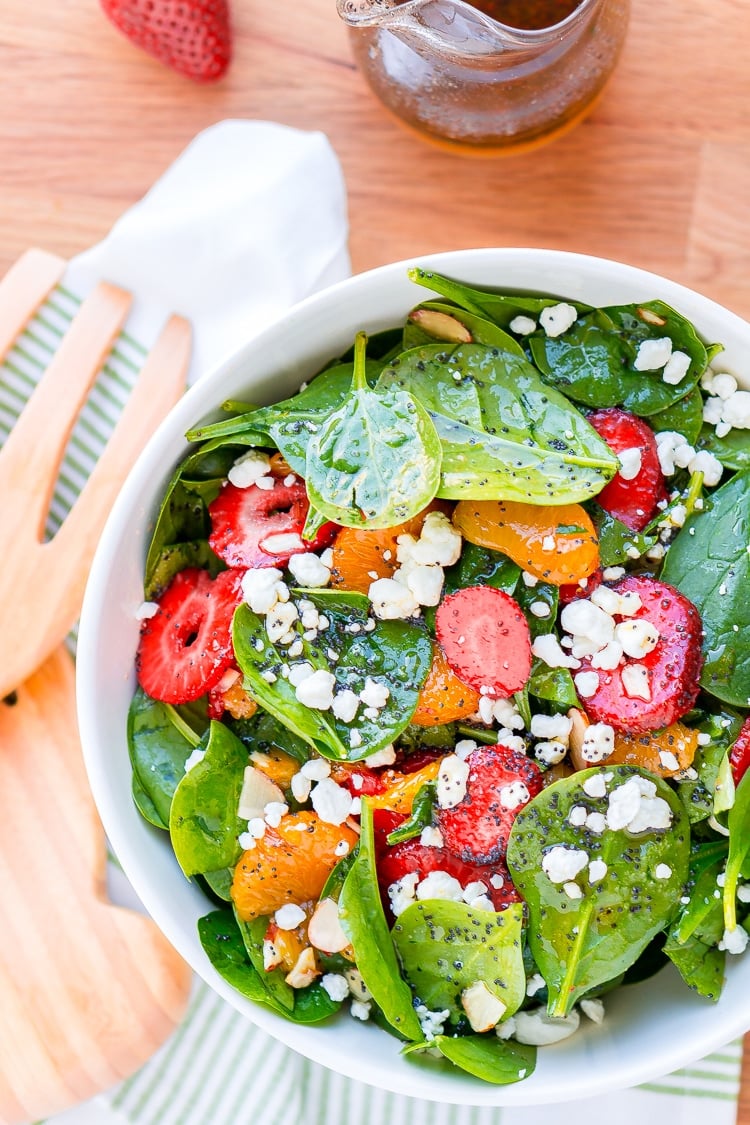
<box><xmin>2</xmin><ymin>0</ymin><xmax>750</xmax><ymax>1118</ymax></box>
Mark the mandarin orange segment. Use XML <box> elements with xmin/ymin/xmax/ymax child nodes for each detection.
<box><xmin>452</xmin><ymin>499</ymin><xmax>599</xmax><ymax>585</ymax></box>
<box><xmin>231</xmin><ymin>811</ymin><xmax>358</xmax><ymax>921</ymax></box>
<box><xmin>411</xmin><ymin>643</ymin><xmax>481</xmax><ymax>726</ymax></box>
<box><xmin>608</xmin><ymin>722</ymin><xmax>698</xmax><ymax>778</ymax></box>
<box><xmin>368</xmin><ymin>759</ymin><xmax>443</xmax><ymax>814</ymax></box>
<box><xmin>249</xmin><ymin>747</ymin><xmax>300</xmax><ymax>790</ymax></box>
<box><xmin>330</xmin><ymin>500</ymin><xmax>451</xmax><ymax>594</ymax></box>
<box><xmin>221</xmin><ymin>681</ymin><xmax>258</xmax><ymax>720</ymax></box>
<box><xmin>269</xmin><ymin>451</ymin><xmax>294</xmax><ymax>477</ymax></box>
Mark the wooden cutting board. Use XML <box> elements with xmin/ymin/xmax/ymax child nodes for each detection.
<box><xmin>0</xmin><ymin>648</ymin><xmax>192</xmax><ymax>1125</ymax></box>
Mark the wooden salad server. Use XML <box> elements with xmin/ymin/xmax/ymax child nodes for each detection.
<box><xmin>0</xmin><ymin>249</ymin><xmax>193</xmax><ymax>1125</ymax></box>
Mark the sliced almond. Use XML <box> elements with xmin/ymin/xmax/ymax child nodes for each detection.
<box><xmin>284</xmin><ymin>945</ymin><xmax>320</xmax><ymax>989</ymax></box>
<box><xmin>308</xmin><ymin>897</ymin><xmax>350</xmax><ymax>954</ymax></box>
<box><xmin>637</xmin><ymin>306</ymin><xmax>667</xmax><ymax>326</ymax></box>
<box><xmin>238</xmin><ymin>765</ymin><xmax>285</xmax><ymax>821</ymax></box>
<box><xmin>567</xmin><ymin>707</ymin><xmax>591</xmax><ymax>771</ymax></box>
<box><xmin>461</xmin><ymin>981</ymin><xmax>506</xmax><ymax>1033</ymax></box>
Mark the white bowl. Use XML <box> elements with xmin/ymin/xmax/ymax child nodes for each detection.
<box><xmin>77</xmin><ymin>248</ymin><xmax>750</xmax><ymax>1106</ymax></box>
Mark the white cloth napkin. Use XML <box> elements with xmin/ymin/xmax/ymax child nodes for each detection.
<box><xmin>14</xmin><ymin>119</ymin><xmax>739</xmax><ymax>1125</ymax></box>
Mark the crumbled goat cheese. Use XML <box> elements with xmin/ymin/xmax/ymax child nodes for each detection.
<box><xmin>395</xmin><ymin>561</ymin><xmax>444</xmax><ymax>607</ymax></box>
<box><xmin>539</xmin><ymin>302</ymin><xmax>578</xmax><ymax>338</ymax></box>
<box><xmin>364</xmin><ymin>744</ymin><xmax>396</xmax><ymax>768</ymax></box>
<box><xmin>614</xmin><ymin>618</ymin><xmax>660</xmax><ymax>659</ymax></box>
<box><xmin>415</xmin><ymin>1004</ymin><xmax>451</xmax><ymax>1041</ymax></box>
<box><xmin>416</xmin><ymin>870</ymin><xmax>465</xmax><ymax>902</ymax></box>
<box><xmin>654</xmin><ymin>863</ymin><xmax>672</xmax><ymax>880</ymax></box>
<box><xmin>436</xmin><ymin>754</ymin><xmax>470</xmax><ymax>809</ymax></box>
<box><xmin>568</xmin><ymin>805</ymin><xmax>588</xmax><ymax>827</ymax></box>
<box><xmin>420</xmin><ymin>825</ymin><xmax>444</xmax><ymax>848</ymax></box>
<box><xmin>535</xmin><ymin>740</ymin><xmax>568</xmax><ymax>766</ymax></box>
<box><xmin>359</xmin><ymin>677</ymin><xmax>390</xmax><ymax>709</ymax></box>
<box><xmin>300</xmin><ymin>756</ymin><xmax>333</xmax><ymax>781</ymax></box>
<box><xmin>582</xmin><ymin>773</ymin><xmax>609</xmax><ymax>798</ymax></box>
<box><xmin>290</xmin><ymin>772</ymin><xmax>312</xmax><ymax>803</ymax></box>
<box><xmin>574</xmin><ymin>671</ymin><xmax>600</xmax><ymax>698</ymax></box>
<box><xmin>135</xmin><ymin>600</ymin><xmax>159</xmax><ymax>620</ymax></box>
<box><xmin>409</xmin><ymin>511</ymin><xmax>463</xmax><ymax>566</ymax></box>
<box><xmin>561</xmin><ymin>598</ymin><xmax>615</xmax><ymax>658</ymax></box>
<box><xmin>588</xmin><ymin>858</ymin><xmax>608</xmax><ymax>883</ymax></box>
<box><xmin>455</xmin><ymin>738</ymin><xmax>479</xmax><ymax>760</ymax></box>
<box><xmin>388</xmin><ymin>873</ymin><xmax>420</xmax><ymax>917</ymax></box>
<box><xmin>586</xmin><ymin>812</ymin><xmax>607</xmax><ymax>834</ymax></box>
<box><xmin>617</xmin><ymin>447</ymin><xmax>643</xmax><ymax>480</ymax></box>
<box><xmin>634</xmin><ymin>337</ymin><xmax>672</xmax><ymax>371</ymax></box>
<box><xmin>499</xmin><ymin>781</ymin><xmax>530</xmax><ymax>810</ymax></box>
<box><xmin>320</xmin><ymin>973</ymin><xmax>350</xmax><ymax>1002</ymax></box>
<box><xmin>261</xmin><ymin>531</ymin><xmax>305</xmax><ymax>556</ymax></box>
<box><xmin>274</xmin><ymin>903</ymin><xmax>306</xmax><ymax>930</ymax></box>
<box><xmin>368</xmin><ymin>577</ymin><xmax>419</xmax><ymax>620</ymax></box>
<box><xmin>531</xmin><ymin>713</ymin><xmax>572</xmax><ymax>742</ymax></box>
<box><xmin>542</xmin><ymin>845</ymin><xmax>589</xmax><ymax>884</ymax></box>
<box><xmin>350</xmin><ymin>1000</ymin><xmax>371</xmax><ymax>1021</ymax></box>
<box><xmin>295</xmin><ymin>669</ymin><xmax>336</xmax><ymax>710</ymax></box>
<box><xmin>287</xmin><ymin>552</ymin><xmax>331</xmax><ymax>588</ymax></box>
<box><xmin>662</xmin><ymin>350</ymin><xmax>691</xmax><ymax>385</ymax></box>
<box><xmin>241</xmin><ymin>567</ymin><xmax>287</xmax><ymax>614</ymax></box>
<box><xmin>659</xmin><ymin>750</ymin><xmax>680</xmax><ymax>771</ymax></box>
<box><xmin>266</xmin><ymin>601</ymin><xmax>299</xmax><ymax>644</ymax></box>
<box><xmin>509</xmin><ymin>314</ymin><xmax>537</xmax><ymax>335</ymax></box>
<box><xmin>532</xmin><ymin>633</ymin><xmax>581</xmax><ymax>670</ymax></box>
<box><xmin>591</xmin><ymin>640</ymin><xmax>624</xmax><ymax>671</ymax></box>
<box><xmin>526</xmin><ymin>973</ymin><xmax>546</xmax><ymax>998</ymax></box>
<box><xmin>621</xmin><ymin>662</ymin><xmax>651</xmax><ymax>701</ymax></box>
<box><xmin>264</xmin><ymin>801</ymin><xmax>288</xmax><ymax>829</ymax></box>
<box><xmin>530</xmin><ymin>600</ymin><xmax>551</xmax><ymax>618</ymax></box>
<box><xmin>227</xmin><ymin>449</ymin><xmax>272</xmax><ymax>488</ymax></box>
<box><xmin>606</xmin><ymin>775</ymin><xmax>673</xmax><ymax>833</ymax></box>
<box><xmin>719</xmin><ymin>925</ymin><xmax>749</xmax><ymax>955</ymax></box>
<box><xmin>564</xmin><ymin>881</ymin><xmax>583</xmax><ymax>899</ymax></box>
<box><xmin>332</xmin><ymin>689</ymin><xmax>360</xmax><ymax>723</ymax></box>
<box><xmin>310</xmin><ymin>777</ymin><xmax>356</xmax><ymax>826</ymax></box>
<box><xmin>581</xmin><ymin>722</ymin><xmax>615</xmax><ymax>763</ymax></box>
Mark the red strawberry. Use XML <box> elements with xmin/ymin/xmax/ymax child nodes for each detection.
<box><xmin>373</xmin><ymin>809</ymin><xmax>521</xmax><ymax>917</ymax></box>
<box><xmin>587</xmin><ymin>407</ymin><xmax>667</xmax><ymax>531</ymax></box>
<box><xmin>730</xmin><ymin>717</ymin><xmax>750</xmax><ymax>785</ymax></box>
<box><xmin>136</xmin><ymin>567</ymin><xmax>244</xmax><ymax>703</ymax></box>
<box><xmin>208</xmin><ymin>478</ymin><xmax>336</xmax><ymax>570</ymax></box>
<box><xmin>559</xmin><ymin>567</ymin><xmax>603</xmax><ymax>605</ymax></box>
<box><xmin>435</xmin><ymin>586</ymin><xmax>532</xmax><ymax>698</ymax></box>
<box><xmin>100</xmin><ymin>0</ymin><xmax>231</xmax><ymax>83</ymax></box>
<box><xmin>435</xmin><ymin>744</ymin><xmax>543</xmax><ymax>865</ymax></box>
<box><xmin>577</xmin><ymin>575</ymin><xmax>703</xmax><ymax>733</ymax></box>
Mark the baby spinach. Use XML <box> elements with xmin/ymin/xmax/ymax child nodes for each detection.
<box><xmin>676</xmin><ymin>710</ymin><xmax>742</xmax><ymax>824</ymax></box>
<box><xmin>169</xmin><ymin>721</ymin><xmax>248</xmax><ymax>878</ymax></box>
<box><xmin>378</xmin><ymin>343</ymin><xmax>617</xmax><ymax>505</ymax></box>
<box><xmin>723</xmin><ymin>769</ymin><xmax>750</xmax><ymax>931</ymax></box>
<box><xmin>506</xmin><ymin>765</ymin><xmax>690</xmax><ymax>1017</ymax></box>
<box><xmin>386</xmin><ymin>782</ymin><xmax>436</xmax><ymax>845</ymax></box>
<box><xmin>232</xmin><ymin>590</ymin><xmax>432</xmax><ymax>761</ymax></box>
<box><xmin>391</xmin><ymin>900</ymin><xmax>526</xmax><ymax>1027</ymax></box>
<box><xmin>592</xmin><ymin>508</ymin><xmax>655</xmax><ymax>568</ymax></box>
<box><xmin>662</xmin><ymin>469</ymin><xmax>750</xmax><ymax>707</ymax></box>
<box><xmin>527</xmin><ymin>662</ymin><xmax>579</xmax><ymax>710</ymax></box>
<box><xmin>227</xmin><ymin>709</ymin><xmax>311</xmax><ymax>766</ymax></box>
<box><xmin>305</xmin><ymin>333</ymin><xmax>442</xmax><ymax>528</ymax></box>
<box><xmin>443</xmin><ymin>542</ymin><xmax>520</xmax><ymax>598</ymax></box>
<box><xmin>236</xmin><ymin>913</ymin><xmax>295</xmax><ymax>1013</ymax></box>
<box><xmin>429</xmin><ymin>1034</ymin><xmax>536</xmax><ymax>1085</ymax></box>
<box><xmin>408</xmin><ymin>267</ymin><xmax>591</xmax><ymax>329</ymax></box>
<box><xmin>198</xmin><ymin>909</ymin><xmax>340</xmax><ymax>1023</ymax></box>
<box><xmin>650</xmin><ymin>387</ymin><xmax>704</xmax><ymax>444</ymax></box>
<box><xmin>663</xmin><ymin>929</ymin><xmax>724</xmax><ymax>1002</ymax></box>
<box><xmin>339</xmin><ymin>800</ymin><xmax>423</xmax><ymax>1041</ymax></box>
<box><xmin>697</xmin><ymin>423</ymin><xmax>750</xmax><ymax>471</ymax></box>
<box><xmin>665</xmin><ymin>842</ymin><xmax>727</xmax><ymax>1001</ymax></box>
<box><xmin>128</xmin><ymin>688</ymin><xmax>206</xmax><ymax>829</ymax></box>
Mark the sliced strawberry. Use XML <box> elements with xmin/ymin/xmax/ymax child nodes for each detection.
<box><xmin>578</xmin><ymin>575</ymin><xmax>703</xmax><ymax>733</ymax></box>
<box><xmin>730</xmin><ymin>717</ymin><xmax>750</xmax><ymax>785</ymax></box>
<box><xmin>587</xmin><ymin>408</ymin><xmax>667</xmax><ymax>531</ymax></box>
<box><xmin>136</xmin><ymin>567</ymin><xmax>244</xmax><ymax>704</ymax></box>
<box><xmin>330</xmin><ymin>761</ymin><xmax>388</xmax><ymax>797</ymax></box>
<box><xmin>372</xmin><ymin>809</ymin><xmax>522</xmax><ymax>916</ymax></box>
<box><xmin>559</xmin><ymin>567</ymin><xmax>603</xmax><ymax>605</ymax></box>
<box><xmin>435</xmin><ymin>586</ymin><xmax>532</xmax><ymax>697</ymax></box>
<box><xmin>208</xmin><ymin>478</ymin><xmax>336</xmax><ymax>569</ymax></box>
<box><xmin>100</xmin><ymin>0</ymin><xmax>231</xmax><ymax>83</ymax></box>
<box><xmin>393</xmin><ymin>747</ymin><xmax>444</xmax><ymax>775</ymax></box>
<box><xmin>435</xmin><ymin>744</ymin><xmax>543</xmax><ymax>865</ymax></box>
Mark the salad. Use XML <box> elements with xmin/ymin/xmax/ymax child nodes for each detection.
<box><xmin>128</xmin><ymin>269</ymin><xmax>750</xmax><ymax>1086</ymax></box>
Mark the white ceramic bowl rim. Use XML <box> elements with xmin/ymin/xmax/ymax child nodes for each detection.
<box><xmin>77</xmin><ymin>248</ymin><xmax>750</xmax><ymax>1106</ymax></box>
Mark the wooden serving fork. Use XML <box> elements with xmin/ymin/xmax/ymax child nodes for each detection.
<box><xmin>0</xmin><ymin>249</ymin><xmax>193</xmax><ymax>1124</ymax></box>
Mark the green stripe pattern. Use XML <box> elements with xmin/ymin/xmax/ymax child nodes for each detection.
<box><xmin>7</xmin><ymin>290</ymin><xmax>743</xmax><ymax>1125</ymax></box>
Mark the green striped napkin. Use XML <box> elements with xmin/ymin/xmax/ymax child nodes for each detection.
<box><xmin>2</xmin><ymin>120</ymin><xmax>743</xmax><ymax>1125</ymax></box>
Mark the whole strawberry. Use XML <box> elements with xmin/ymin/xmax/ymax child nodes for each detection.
<box><xmin>100</xmin><ymin>0</ymin><xmax>231</xmax><ymax>83</ymax></box>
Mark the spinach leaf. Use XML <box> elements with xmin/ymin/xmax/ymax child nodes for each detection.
<box><xmin>144</xmin><ymin>473</ymin><xmax>209</xmax><ymax>597</ymax></box>
<box><xmin>591</xmin><ymin>508</ymin><xmax>655</xmax><ymax>568</ymax></box>
<box><xmin>663</xmin><ymin>930</ymin><xmax>724</xmax><ymax>1001</ymax></box>
<box><xmin>697</xmin><ymin>423</ymin><xmax>750</xmax><ymax>471</ymax></box>
<box><xmin>236</xmin><ymin>914</ymin><xmax>295</xmax><ymax>1012</ymax></box>
<box><xmin>403</xmin><ymin>301</ymin><xmax>525</xmax><ymax>356</ymax></box>
<box><xmin>662</xmin><ymin>469</ymin><xmax>750</xmax><ymax>707</ymax></box>
<box><xmin>443</xmin><ymin>542</ymin><xmax>520</xmax><ymax>598</ymax></box>
<box><xmin>202</xmin><ymin>868</ymin><xmax>234</xmax><ymax>902</ymax></box>
<box><xmin>676</xmin><ymin>710</ymin><xmax>742</xmax><ymax>823</ymax></box>
<box><xmin>665</xmin><ymin>842</ymin><xmax>727</xmax><ymax>1001</ymax></box>
<box><xmin>430</xmin><ymin>1034</ymin><xmax>536</xmax><ymax>1085</ymax></box>
<box><xmin>198</xmin><ymin>909</ymin><xmax>340</xmax><ymax>1023</ymax></box>
<box><xmin>515</xmin><ymin>580</ymin><xmax>558</xmax><ymax>641</ymax></box>
<box><xmin>232</xmin><ymin>591</ymin><xmax>432</xmax><ymax>761</ymax></box>
<box><xmin>527</xmin><ymin>662</ymin><xmax>579</xmax><ymax>710</ymax></box>
<box><xmin>723</xmin><ymin>768</ymin><xmax>750</xmax><ymax>931</ymax></box>
<box><xmin>650</xmin><ymin>387</ymin><xmax>705</xmax><ymax>444</ymax></box>
<box><xmin>305</xmin><ymin>333</ymin><xmax>442</xmax><ymax>529</ymax></box>
<box><xmin>169</xmin><ymin>721</ymin><xmax>248</xmax><ymax>877</ymax></box>
<box><xmin>407</xmin><ymin>268</ymin><xmax>591</xmax><ymax>329</ymax></box>
<box><xmin>339</xmin><ymin>800</ymin><xmax>423</xmax><ymax>1041</ymax></box>
<box><xmin>378</xmin><ymin>343</ymin><xmax>617</xmax><ymax>505</ymax></box>
<box><xmin>128</xmin><ymin>688</ymin><xmax>206</xmax><ymax>828</ymax></box>
<box><xmin>506</xmin><ymin>765</ymin><xmax>690</xmax><ymax>1017</ymax></box>
<box><xmin>391</xmin><ymin>900</ymin><xmax>526</xmax><ymax>1026</ymax></box>
<box><xmin>227</xmin><ymin>709</ymin><xmax>311</xmax><ymax>765</ymax></box>
<box><xmin>386</xmin><ymin>783</ymin><xmax>437</xmax><ymax>845</ymax></box>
